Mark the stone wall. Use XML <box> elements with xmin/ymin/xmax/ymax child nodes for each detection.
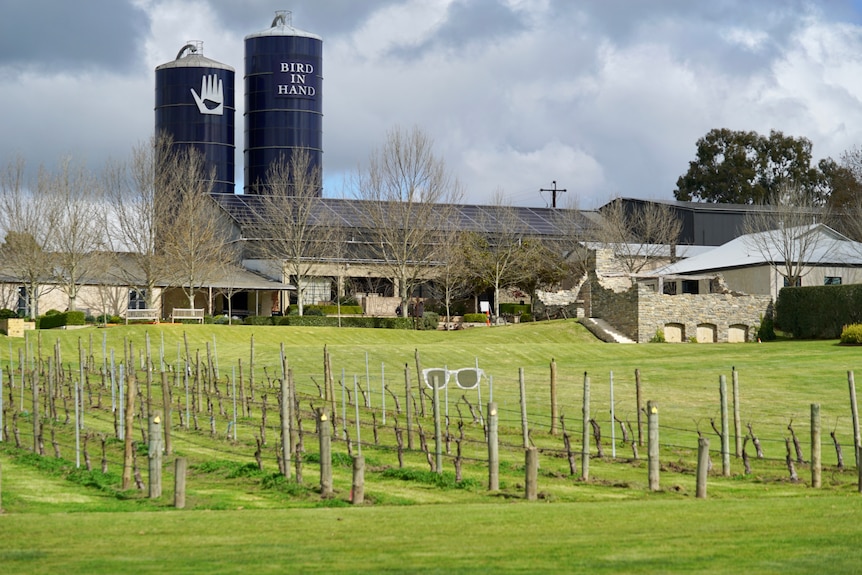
<box><xmin>587</xmin><ymin>272</ymin><xmax>640</xmax><ymax>340</ymax></box>
<box><xmin>636</xmin><ymin>285</ymin><xmax>771</xmax><ymax>343</ymax></box>
<box><xmin>357</xmin><ymin>294</ymin><xmax>400</xmax><ymax>316</ymax></box>
<box><xmin>587</xmin><ymin>271</ymin><xmax>772</xmax><ymax>343</ymax></box>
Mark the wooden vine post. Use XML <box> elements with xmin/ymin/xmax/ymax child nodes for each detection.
<box><xmin>318</xmin><ymin>408</ymin><xmax>333</xmax><ymax>498</ymax></box>
<box><xmin>849</xmin><ymin>371</ymin><xmax>860</xmax><ymax>469</ymax></box>
<box><xmin>647</xmin><ymin>401</ymin><xmax>659</xmax><ymax>491</ymax></box>
<box><xmin>732</xmin><ymin>367</ymin><xmax>742</xmax><ymax>457</ymax></box>
<box><xmin>174</xmin><ymin>457</ymin><xmax>187</xmax><ymax>508</ymax></box>
<box><xmin>121</xmin><ymin>368</ymin><xmax>137</xmax><ymax>491</ymax></box>
<box><xmin>148</xmin><ymin>412</ymin><xmax>162</xmax><ymax>498</ymax></box>
<box><xmin>404</xmin><ymin>363</ymin><xmax>414</xmax><ymax>450</ymax></box>
<box><xmin>352</xmin><ymin>455</ymin><xmax>365</xmax><ymax>505</ymax></box>
<box><xmin>696</xmin><ymin>436</ymin><xmax>709</xmax><ymax>499</ymax></box>
<box><xmin>161</xmin><ymin>370</ymin><xmax>172</xmax><ymax>456</ymax></box>
<box><xmin>525</xmin><ymin>446</ymin><xmax>538</xmax><ymax>501</ymax></box>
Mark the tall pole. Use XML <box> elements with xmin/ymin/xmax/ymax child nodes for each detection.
<box><xmin>539</xmin><ymin>180</ymin><xmax>567</xmax><ymax>209</ymax></box>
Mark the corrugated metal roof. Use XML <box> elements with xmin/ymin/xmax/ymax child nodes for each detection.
<box><xmin>656</xmin><ymin>224</ymin><xmax>862</xmax><ymax>274</ymax></box>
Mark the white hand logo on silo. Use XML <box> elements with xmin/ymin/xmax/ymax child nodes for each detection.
<box><xmin>191</xmin><ymin>74</ymin><xmax>224</xmax><ymax>115</ymax></box>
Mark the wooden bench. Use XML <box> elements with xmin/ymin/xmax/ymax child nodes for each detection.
<box><xmin>125</xmin><ymin>308</ymin><xmax>160</xmax><ymax>324</ymax></box>
<box><xmin>170</xmin><ymin>308</ymin><xmax>205</xmax><ymax>323</ymax></box>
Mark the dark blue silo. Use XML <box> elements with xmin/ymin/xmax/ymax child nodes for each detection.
<box><xmin>244</xmin><ymin>11</ymin><xmax>323</xmax><ymax>194</ymax></box>
<box><xmin>155</xmin><ymin>41</ymin><xmax>235</xmax><ymax>194</ymax></box>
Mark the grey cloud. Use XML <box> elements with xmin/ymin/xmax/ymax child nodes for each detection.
<box><xmin>391</xmin><ymin>0</ymin><xmax>525</xmax><ymax>60</ymax></box>
<box><xmin>0</xmin><ymin>0</ymin><xmax>149</xmax><ymax>73</ymax></box>
<box><xmin>204</xmin><ymin>0</ymin><xmax>403</xmax><ymax>38</ymax></box>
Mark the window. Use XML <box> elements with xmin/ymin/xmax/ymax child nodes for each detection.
<box><xmin>783</xmin><ymin>277</ymin><xmax>802</xmax><ymax>287</ymax></box>
<box><xmin>824</xmin><ymin>276</ymin><xmax>842</xmax><ymax>285</ymax></box>
<box><xmin>129</xmin><ymin>289</ymin><xmax>147</xmax><ymax>310</ymax></box>
<box><xmin>16</xmin><ymin>286</ymin><xmax>27</xmax><ymax>317</ymax></box>
<box><xmin>681</xmin><ymin>280</ymin><xmax>699</xmax><ymax>294</ymax></box>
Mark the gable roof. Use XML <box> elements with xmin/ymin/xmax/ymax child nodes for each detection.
<box><xmin>655</xmin><ymin>223</ymin><xmax>862</xmax><ymax>275</ymax></box>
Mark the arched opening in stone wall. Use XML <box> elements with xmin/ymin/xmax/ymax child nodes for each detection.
<box><xmin>664</xmin><ymin>322</ymin><xmax>684</xmax><ymax>343</ymax></box>
<box><xmin>696</xmin><ymin>323</ymin><xmax>717</xmax><ymax>343</ymax></box>
<box><xmin>728</xmin><ymin>324</ymin><xmax>748</xmax><ymax>343</ymax></box>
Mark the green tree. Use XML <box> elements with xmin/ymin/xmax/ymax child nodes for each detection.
<box><xmin>675</xmin><ymin>128</ymin><xmax>824</xmax><ymax>204</ymax></box>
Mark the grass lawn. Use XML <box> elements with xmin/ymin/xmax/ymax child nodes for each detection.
<box><xmin>2</xmin><ymin>320</ymin><xmax>862</xmax><ymax>573</ymax></box>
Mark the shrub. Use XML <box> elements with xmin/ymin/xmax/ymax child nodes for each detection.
<box><xmin>303</xmin><ymin>305</ymin><xmax>326</xmax><ymax>316</ymax></box>
<box><xmin>519</xmin><ymin>312</ymin><xmax>533</xmax><ymax>323</ymax></box>
<box><xmin>417</xmin><ymin>311</ymin><xmax>439</xmax><ymax>331</ymax></box>
<box><xmin>463</xmin><ymin>313</ymin><xmax>488</xmax><ymax>323</ymax></box>
<box><xmin>95</xmin><ymin>314</ymin><xmax>122</xmax><ymax>324</ymax></box>
<box><xmin>0</xmin><ymin>308</ymin><xmax>18</xmax><ymax>319</ymax></box>
<box><xmin>757</xmin><ymin>316</ymin><xmax>776</xmax><ymax>341</ymax></box>
<box><xmin>841</xmin><ymin>324</ymin><xmax>862</xmax><ymax>344</ymax></box>
<box><xmin>213</xmin><ymin>315</ymin><xmax>230</xmax><ymax>325</ymax></box>
<box><xmin>44</xmin><ymin>309</ymin><xmax>61</xmax><ymax>316</ymax></box>
<box><xmin>40</xmin><ymin>311</ymin><xmax>86</xmax><ymax>329</ymax></box>
<box><xmin>649</xmin><ymin>329</ymin><xmax>666</xmax><ymax>343</ymax></box>
<box><xmin>243</xmin><ymin>315</ymin><xmax>273</xmax><ymax>326</ymax></box>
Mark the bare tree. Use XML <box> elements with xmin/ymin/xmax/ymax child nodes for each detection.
<box><xmin>212</xmin><ymin>240</ymin><xmax>246</xmax><ymax>324</ymax></box>
<box><xmin>49</xmin><ymin>157</ymin><xmax>108</xmax><ymax>311</ymax></box>
<box><xmin>461</xmin><ymin>194</ymin><xmax>534</xmax><ymax>319</ymax></box>
<box><xmin>158</xmin><ymin>146</ymin><xmax>233</xmax><ymax>310</ymax></box>
<box><xmin>427</xmin><ymin>229</ymin><xmax>471</xmax><ymax>326</ymax></box>
<box><xmin>354</xmin><ymin>126</ymin><xmax>463</xmax><ymax>316</ymax></box>
<box><xmin>250</xmin><ymin>150</ymin><xmax>335</xmax><ymax>316</ymax></box>
<box><xmin>741</xmin><ymin>183</ymin><xmax>835</xmax><ymax>288</ymax></box>
<box><xmin>103</xmin><ymin>134</ymin><xmax>176</xmax><ymax>312</ymax></box>
<box><xmin>597</xmin><ymin>199</ymin><xmax>682</xmax><ymax>278</ymax></box>
<box><xmin>0</xmin><ymin>157</ymin><xmax>57</xmax><ymax>318</ymax></box>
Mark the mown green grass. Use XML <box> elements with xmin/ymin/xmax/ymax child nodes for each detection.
<box><xmin>2</xmin><ymin>496</ymin><xmax>862</xmax><ymax>574</ymax></box>
<box><xmin>2</xmin><ymin>320</ymin><xmax>862</xmax><ymax>573</ymax></box>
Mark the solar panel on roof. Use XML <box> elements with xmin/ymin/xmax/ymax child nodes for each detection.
<box><xmin>212</xmin><ymin>193</ymin><xmax>603</xmax><ymax>239</ymax></box>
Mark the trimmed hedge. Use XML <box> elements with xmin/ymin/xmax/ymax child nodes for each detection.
<box><xmin>276</xmin><ymin>316</ymin><xmax>413</xmax><ymax>329</ymax></box>
<box><xmin>776</xmin><ymin>284</ymin><xmax>862</xmax><ymax>339</ymax></box>
<box><xmin>318</xmin><ymin>305</ymin><xmax>363</xmax><ymax>315</ymax></box>
<box><xmin>243</xmin><ymin>316</ymin><xmax>274</xmax><ymax>326</ymax></box>
<box><xmin>463</xmin><ymin>313</ymin><xmax>488</xmax><ymax>323</ymax></box>
<box><xmin>40</xmin><ymin>311</ymin><xmax>86</xmax><ymax>329</ymax></box>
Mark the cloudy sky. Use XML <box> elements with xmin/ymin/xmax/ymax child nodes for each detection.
<box><xmin>4</xmin><ymin>0</ymin><xmax>862</xmax><ymax>208</ymax></box>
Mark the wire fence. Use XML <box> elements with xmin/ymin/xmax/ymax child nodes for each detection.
<box><xmin>2</xmin><ymin>339</ymin><xmax>861</xmax><ymax>496</ymax></box>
